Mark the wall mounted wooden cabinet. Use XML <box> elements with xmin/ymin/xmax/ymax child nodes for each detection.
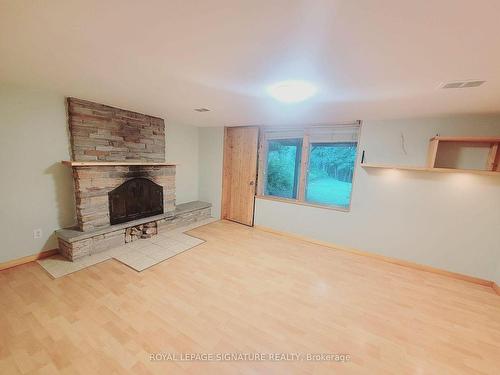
<box><xmin>426</xmin><ymin>136</ymin><xmax>500</xmax><ymax>172</ymax></box>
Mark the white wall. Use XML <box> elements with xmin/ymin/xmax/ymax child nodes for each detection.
<box><xmin>199</xmin><ymin>117</ymin><xmax>500</xmax><ymax>282</ymax></box>
<box><xmin>165</xmin><ymin>122</ymin><xmax>199</xmax><ymax>204</ymax></box>
<box><xmin>0</xmin><ymin>84</ymin><xmax>75</xmax><ymax>262</ymax></box>
<box><xmin>198</xmin><ymin>127</ymin><xmax>224</xmax><ymax>218</ymax></box>
<box><xmin>0</xmin><ymin>84</ymin><xmax>200</xmax><ymax>263</ymax></box>
<box><xmin>2</xmin><ymin>83</ymin><xmax>498</xmax><ymax>283</ymax></box>
<box><xmin>256</xmin><ymin>116</ymin><xmax>500</xmax><ymax>282</ymax></box>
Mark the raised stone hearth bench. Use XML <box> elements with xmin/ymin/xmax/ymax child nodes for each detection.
<box><xmin>56</xmin><ymin>201</ymin><xmax>212</xmax><ymax>261</ymax></box>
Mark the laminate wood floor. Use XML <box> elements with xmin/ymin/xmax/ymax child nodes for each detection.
<box><xmin>1</xmin><ymin>220</ymin><xmax>499</xmax><ymax>374</ymax></box>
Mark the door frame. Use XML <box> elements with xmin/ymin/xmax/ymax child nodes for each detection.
<box><xmin>221</xmin><ymin>126</ymin><xmax>260</xmax><ymax>226</ymax></box>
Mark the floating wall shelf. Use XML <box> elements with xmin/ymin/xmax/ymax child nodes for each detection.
<box><xmin>361</xmin><ymin>135</ymin><xmax>500</xmax><ymax>176</ymax></box>
<box><xmin>360</xmin><ymin>163</ymin><xmax>500</xmax><ymax>176</ymax></box>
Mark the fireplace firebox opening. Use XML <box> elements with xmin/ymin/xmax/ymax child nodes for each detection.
<box><xmin>109</xmin><ymin>178</ymin><xmax>164</xmax><ymax>225</ymax></box>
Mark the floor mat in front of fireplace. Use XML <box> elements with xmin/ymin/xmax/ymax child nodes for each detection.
<box><xmin>37</xmin><ymin>218</ymin><xmax>217</xmax><ymax>278</ymax></box>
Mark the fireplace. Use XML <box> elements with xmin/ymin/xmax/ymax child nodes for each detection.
<box><xmin>109</xmin><ymin>178</ymin><xmax>164</xmax><ymax>225</ymax></box>
<box><xmin>57</xmin><ymin>98</ymin><xmax>212</xmax><ymax>261</ymax></box>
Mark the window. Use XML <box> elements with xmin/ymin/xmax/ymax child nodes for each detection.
<box><xmin>265</xmin><ymin>139</ymin><xmax>302</xmax><ymax>199</ymax></box>
<box><xmin>258</xmin><ymin>124</ymin><xmax>360</xmax><ymax>210</ymax></box>
<box><xmin>306</xmin><ymin>142</ymin><xmax>357</xmax><ymax>208</ymax></box>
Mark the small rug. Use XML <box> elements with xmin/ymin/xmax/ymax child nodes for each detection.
<box><xmin>38</xmin><ymin>218</ymin><xmax>216</xmax><ymax>278</ymax></box>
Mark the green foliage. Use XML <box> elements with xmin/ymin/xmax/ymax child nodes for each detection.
<box><xmin>266</xmin><ymin>140</ymin><xmax>300</xmax><ymax>198</ymax></box>
<box><xmin>309</xmin><ymin>143</ymin><xmax>356</xmax><ymax>183</ymax></box>
<box><xmin>265</xmin><ymin>140</ymin><xmax>357</xmax><ymax>203</ymax></box>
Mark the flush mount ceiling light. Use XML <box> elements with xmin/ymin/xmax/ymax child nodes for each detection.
<box><xmin>267</xmin><ymin>80</ymin><xmax>317</xmax><ymax>103</ymax></box>
<box><xmin>194</xmin><ymin>108</ymin><xmax>210</xmax><ymax>112</ymax></box>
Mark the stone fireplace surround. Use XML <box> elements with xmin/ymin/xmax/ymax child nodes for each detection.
<box><xmin>68</xmin><ymin>162</ymin><xmax>176</xmax><ymax>231</ymax></box>
<box><xmin>55</xmin><ymin>98</ymin><xmax>211</xmax><ymax>261</ymax></box>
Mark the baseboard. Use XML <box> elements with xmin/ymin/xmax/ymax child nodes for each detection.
<box><xmin>254</xmin><ymin>225</ymin><xmax>495</xmax><ymax>290</ymax></box>
<box><xmin>0</xmin><ymin>249</ymin><xmax>58</xmax><ymax>271</ymax></box>
<box><xmin>493</xmin><ymin>283</ymin><xmax>500</xmax><ymax>296</ymax></box>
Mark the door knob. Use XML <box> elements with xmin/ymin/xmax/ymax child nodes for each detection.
<box><xmin>249</xmin><ymin>181</ymin><xmax>255</xmax><ymax>186</ymax></box>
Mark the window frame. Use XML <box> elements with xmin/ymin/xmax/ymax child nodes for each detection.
<box><xmin>256</xmin><ymin>124</ymin><xmax>361</xmax><ymax>212</ymax></box>
<box><xmin>263</xmin><ymin>138</ymin><xmax>303</xmax><ymax>199</ymax></box>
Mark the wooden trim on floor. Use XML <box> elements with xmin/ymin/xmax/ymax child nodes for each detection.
<box><xmin>254</xmin><ymin>224</ymin><xmax>495</xmax><ymax>290</ymax></box>
<box><xmin>0</xmin><ymin>249</ymin><xmax>58</xmax><ymax>271</ymax></box>
<box><xmin>493</xmin><ymin>283</ymin><xmax>500</xmax><ymax>296</ymax></box>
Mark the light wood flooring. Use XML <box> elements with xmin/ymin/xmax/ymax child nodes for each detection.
<box><xmin>1</xmin><ymin>220</ymin><xmax>499</xmax><ymax>374</ymax></box>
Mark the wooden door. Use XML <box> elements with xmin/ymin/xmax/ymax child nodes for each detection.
<box><xmin>222</xmin><ymin>126</ymin><xmax>259</xmax><ymax>226</ymax></box>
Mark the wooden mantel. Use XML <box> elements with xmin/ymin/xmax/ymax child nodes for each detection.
<box><xmin>62</xmin><ymin>161</ymin><xmax>177</xmax><ymax>167</ymax></box>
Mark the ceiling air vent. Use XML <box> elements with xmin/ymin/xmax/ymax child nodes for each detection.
<box><xmin>194</xmin><ymin>108</ymin><xmax>210</xmax><ymax>112</ymax></box>
<box><xmin>440</xmin><ymin>80</ymin><xmax>486</xmax><ymax>89</ymax></box>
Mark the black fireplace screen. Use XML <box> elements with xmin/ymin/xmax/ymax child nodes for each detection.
<box><xmin>109</xmin><ymin>178</ymin><xmax>163</xmax><ymax>225</ymax></box>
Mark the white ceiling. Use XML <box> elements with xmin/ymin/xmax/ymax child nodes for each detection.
<box><xmin>1</xmin><ymin>0</ymin><xmax>500</xmax><ymax>127</ymax></box>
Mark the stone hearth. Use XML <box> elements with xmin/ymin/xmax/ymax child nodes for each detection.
<box><xmin>56</xmin><ymin>201</ymin><xmax>211</xmax><ymax>261</ymax></box>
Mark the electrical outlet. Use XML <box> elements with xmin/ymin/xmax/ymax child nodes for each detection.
<box><xmin>33</xmin><ymin>228</ymin><xmax>43</xmax><ymax>239</ymax></box>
